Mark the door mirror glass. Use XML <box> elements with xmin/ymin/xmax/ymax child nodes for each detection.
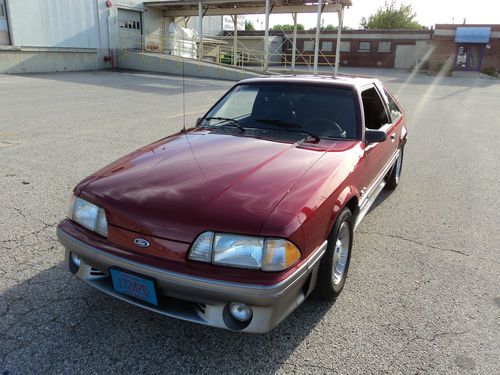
<box><xmin>365</xmin><ymin>129</ymin><xmax>387</xmax><ymax>144</ymax></box>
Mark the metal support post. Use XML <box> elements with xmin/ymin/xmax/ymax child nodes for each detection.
<box><xmin>198</xmin><ymin>2</ymin><xmax>203</xmax><ymax>60</ymax></box>
<box><xmin>232</xmin><ymin>15</ymin><xmax>238</xmax><ymax>66</ymax></box>
<box><xmin>264</xmin><ymin>0</ymin><xmax>270</xmax><ymax>71</ymax></box>
<box><xmin>334</xmin><ymin>6</ymin><xmax>344</xmax><ymax>77</ymax></box>
<box><xmin>313</xmin><ymin>0</ymin><xmax>322</xmax><ymax>75</ymax></box>
<box><xmin>291</xmin><ymin>13</ymin><xmax>297</xmax><ymax>72</ymax></box>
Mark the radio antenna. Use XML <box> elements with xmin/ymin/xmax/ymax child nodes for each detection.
<box><xmin>180</xmin><ymin>51</ymin><xmax>204</xmax><ymax>176</ymax></box>
<box><xmin>182</xmin><ymin>54</ymin><xmax>186</xmax><ymax>132</ymax></box>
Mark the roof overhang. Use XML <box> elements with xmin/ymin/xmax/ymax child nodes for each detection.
<box><xmin>144</xmin><ymin>0</ymin><xmax>353</xmax><ymax>17</ymax></box>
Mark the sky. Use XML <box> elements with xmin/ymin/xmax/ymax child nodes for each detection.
<box><xmin>246</xmin><ymin>0</ymin><xmax>500</xmax><ymax>30</ymax></box>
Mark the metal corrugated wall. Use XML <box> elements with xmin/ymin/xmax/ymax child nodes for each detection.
<box><xmin>7</xmin><ymin>0</ymin><xmax>100</xmax><ymax>48</ymax></box>
<box><xmin>0</xmin><ymin>0</ymin><xmax>10</xmax><ymax>44</ymax></box>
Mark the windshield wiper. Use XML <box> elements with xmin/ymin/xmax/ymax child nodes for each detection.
<box><xmin>203</xmin><ymin>117</ymin><xmax>245</xmax><ymax>132</ymax></box>
<box><xmin>256</xmin><ymin>118</ymin><xmax>320</xmax><ymax>141</ymax></box>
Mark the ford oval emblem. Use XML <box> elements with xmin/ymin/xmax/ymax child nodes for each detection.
<box><xmin>134</xmin><ymin>238</ymin><xmax>150</xmax><ymax>248</ymax></box>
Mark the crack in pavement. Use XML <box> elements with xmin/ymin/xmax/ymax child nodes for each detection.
<box><xmin>408</xmin><ymin>331</ymin><xmax>468</xmax><ymax>343</ymax></box>
<box><xmin>0</xmin><ymin>221</ymin><xmax>58</xmax><ymax>245</ymax></box>
<box><xmin>358</xmin><ymin>230</ymin><xmax>469</xmax><ymax>256</ymax></box>
<box><xmin>385</xmin><ymin>328</ymin><xmax>468</xmax><ymax>370</ymax></box>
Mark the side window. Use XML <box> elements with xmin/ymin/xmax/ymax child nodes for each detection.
<box><xmin>321</xmin><ymin>41</ymin><xmax>333</xmax><ymax>52</ymax></box>
<box><xmin>358</xmin><ymin>41</ymin><xmax>371</xmax><ymax>52</ymax></box>
<box><xmin>303</xmin><ymin>41</ymin><xmax>314</xmax><ymax>52</ymax></box>
<box><xmin>384</xmin><ymin>89</ymin><xmax>402</xmax><ymax>122</ymax></box>
<box><xmin>378</xmin><ymin>41</ymin><xmax>391</xmax><ymax>53</ymax></box>
<box><xmin>361</xmin><ymin>87</ymin><xmax>390</xmax><ymax>130</ymax></box>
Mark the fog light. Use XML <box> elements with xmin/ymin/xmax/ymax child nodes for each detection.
<box><xmin>228</xmin><ymin>302</ymin><xmax>253</xmax><ymax>322</ymax></box>
<box><xmin>69</xmin><ymin>252</ymin><xmax>81</xmax><ymax>274</ymax></box>
<box><xmin>70</xmin><ymin>253</ymin><xmax>81</xmax><ymax>267</ymax></box>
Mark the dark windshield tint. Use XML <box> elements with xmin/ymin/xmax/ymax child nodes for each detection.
<box><xmin>204</xmin><ymin>83</ymin><xmax>359</xmax><ymax>140</ymax></box>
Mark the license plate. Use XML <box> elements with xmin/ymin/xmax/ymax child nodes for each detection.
<box><xmin>110</xmin><ymin>268</ymin><xmax>158</xmax><ymax>306</ymax></box>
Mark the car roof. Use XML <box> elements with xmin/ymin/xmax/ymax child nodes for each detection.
<box><xmin>239</xmin><ymin>74</ymin><xmax>380</xmax><ymax>89</ymax></box>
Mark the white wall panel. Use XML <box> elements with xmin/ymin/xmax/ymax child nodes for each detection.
<box><xmin>188</xmin><ymin>16</ymin><xmax>224</xmax><ymax>37</ymax></box>
<box><xmin>8</xmin><ymin>0</ymin><xmax>100</xmax><ymax>48</ymax></box>
<box><xmin>0</xmin><ymin>0</ymin><xmax>10</xmax><ymax>44</ymax></box>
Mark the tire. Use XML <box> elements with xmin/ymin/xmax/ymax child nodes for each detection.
<box><xmin>313</xmin><ymin>207</ymin><xmax>353</xmax><ymax>301</ymax></box>
<box><xmin>386</xmin><ymin>146</ymin><xmax>404</xmax><ymax>190</ymax></box>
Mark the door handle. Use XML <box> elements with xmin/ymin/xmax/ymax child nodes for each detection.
<box><xmin>390</xmin><ymin>134</ymin><xmax>396</xmax><ymax>142</ymax></box>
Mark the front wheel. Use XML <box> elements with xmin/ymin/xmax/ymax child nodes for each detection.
<box><xmin>386</xmin><ymin>146</ymin><xmax>404</xmax><ymax>190</ymax></box>
<box><xmin>313</xmin><ymin>207</ymin><xmax>353</xmax><ymax>301</ymax></box>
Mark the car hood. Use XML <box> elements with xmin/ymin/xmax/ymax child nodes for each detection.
<box><xmin>79</xmin><ymin>129</ymin><xmax>329</xmax><ymax>243</ymax></box>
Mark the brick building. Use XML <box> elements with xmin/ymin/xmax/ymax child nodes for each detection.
<box><xmin>228</xmin><ymin>25</ymin><xmax>500</xmax><ymax>74</ymax></box>
<box><xmin>230</xmin><ymin>29</ymin><xmax>432</xmax><ymax>69</ymax></box>
<box><xmin>282</xmin><ymin>29</ymin><xmax>432</xmax><ymax>69</ymax></box>
<box><xmin>429</xmin><ymin>24</ymin><xmax>500</xmax><ymax>73</ymax></box>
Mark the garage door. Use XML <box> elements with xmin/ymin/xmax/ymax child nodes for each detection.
<box><xmin>0</xmin><ymin>0</ymin><xmax>10</xmax><ymax>45</ymax></box>
<box><xmin>394</xmin><ymin>44</ymin><xmax>415</xmax><ymax>69</ymax></box>
<box><xmin>118</xmin><ymin>9</ymin><xmax>142</xmax><ymax>49</ymax></box>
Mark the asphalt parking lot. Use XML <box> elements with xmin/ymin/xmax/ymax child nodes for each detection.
<box><xmin>1</xmin><ymin>69</ymin><xmax>499</xmax><ymax>374</ymax></box>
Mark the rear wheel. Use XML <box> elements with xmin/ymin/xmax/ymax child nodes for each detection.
<box><xmin>386</xmin><ymin>146</ymin><xmax>404</xmax><ymax>190</ymax></box>
<box><xmin>313</xmin><ymin>207</ymin><xmax>353</xmax><ymax>301</ymax></box>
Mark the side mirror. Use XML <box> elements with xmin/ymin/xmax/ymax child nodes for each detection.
<box><xmin>196</xmin><ymin>117</ymin><xmax>203</xmax><ymax>126</ymax></box>
<box><xmin>365</xmin><ymin>129</ymin><xmax>387</xmax><ymax>144</ymax></box>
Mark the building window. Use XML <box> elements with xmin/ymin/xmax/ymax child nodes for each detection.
<box><xmin>358</xmin><ymin>41</ymin><xmax>371</xmax><ymax>52</ymax></box>
<box><xmin>120</xmin><ymin>19</ymin><xmax>141</xmax><ymax>30</ymax></box>
<box><xmin>340</xmin><ymin>41</ymin><xmax>351</xmax><ymax>52</ymax></box>
<box><xmin>303</xmin><ymin>41</ymin><xmax>314</xmax><ymax>52</ymax></box>
<box><xmin>321</xmin><ymin>41</ymin><xmax>333</xmax><ymax>52</ymax></box>
<box><xmin>378</xmin><ymin>41</ymin><xmax>391</xmax><ymax>53</ymax></box>
<box><xmin>0</xmin><ymin>4</ymin><xmax>5</xmax><ymax>17</ymax></box>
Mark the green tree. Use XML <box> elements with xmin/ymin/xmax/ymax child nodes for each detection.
<box><xmin>272</xmin><ymin>24</ymin><xmax>305</xmax><ymax>31</ymax></box>
<box><xmin>245</xmin><ymin>20</ymin><xmax>255</xmax><ymax>31</ymax></box>
<box><xmin>360</xmin><ymin>0</ymin><xmax>423</xmax><ymax>29</ymax></box>
<box><xmin>308</xmin><ymin>25</ymin><xmax>351</xmax><ymax>32</ymax></box>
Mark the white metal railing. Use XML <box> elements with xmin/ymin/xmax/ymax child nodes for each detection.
<box><xmin>118</xmin><ymin>30</ymin><xmax>337</xmax><ymax>73</ymax></box>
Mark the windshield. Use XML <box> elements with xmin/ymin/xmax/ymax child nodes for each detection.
<box><xmin>202</xmin><ymin>83</ymin><xmax>359</xmax><ymax>140</ymax></box>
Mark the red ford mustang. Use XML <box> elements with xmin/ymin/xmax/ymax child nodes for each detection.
<box><xmin>57</xmin><ymin>76</ymin><xmax>407</xmax><ymax>333</ymax></box>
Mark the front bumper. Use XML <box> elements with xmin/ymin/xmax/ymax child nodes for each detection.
<box><xmin>57</xmin><ymin>226</ymin><xmax>327</xmax><ymax>333</ymax></box>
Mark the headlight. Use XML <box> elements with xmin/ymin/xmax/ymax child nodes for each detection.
<box><xmin>188</xmin><ymin>231</ymin><xmax>301</xmax><ymax>271</ymax></box>
<box><xmin>68</xmin><ymin>195</ymin><xmax>108</xmax><ymax>237</ymax></box>
<box><xmin>213</xmin><ymin>234</ymin><xmax>264</xmax><ymax>269</ymax></box>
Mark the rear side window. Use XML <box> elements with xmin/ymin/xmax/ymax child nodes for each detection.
<box><xmin>361</xmin><ymin>87</ymin><xmax>390</xmax><ymax>129</ymax></box>
<box><xmin>384</xmin><ymin>89</ymin><xmax>402</xmax><ymax>122</ymax></box>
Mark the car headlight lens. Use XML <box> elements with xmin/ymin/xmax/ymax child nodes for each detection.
<box><xmin>213</xmin><ymin>234</ymin><xmax>264</xmax><ymax>269</ymax></box>
<box><xmin>188</xmin><ymin>231</ymin><xmax>301</xmax><ymax>271</ymax></box>
<box><xmin>68</xmin><ymin>196</ymin><xmax>108</xmax><ymax>237</ymax></box>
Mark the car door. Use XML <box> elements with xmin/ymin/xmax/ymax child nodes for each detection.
<box><xmin>359</xmin><ymin>85</ymin><xmax>397</xmax><ymax>192</ymax></box>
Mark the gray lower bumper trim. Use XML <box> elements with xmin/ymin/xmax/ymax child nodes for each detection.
<box><xmin>57</xmin><ymin>227</ymin><xmax>327</xmax><ymax>333</ymax></box>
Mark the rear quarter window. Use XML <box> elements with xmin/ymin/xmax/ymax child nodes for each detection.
<box><xmin>384</xmin><ymin>89</ymin><xmax>403</xmax><ymax>122</ymax></box>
